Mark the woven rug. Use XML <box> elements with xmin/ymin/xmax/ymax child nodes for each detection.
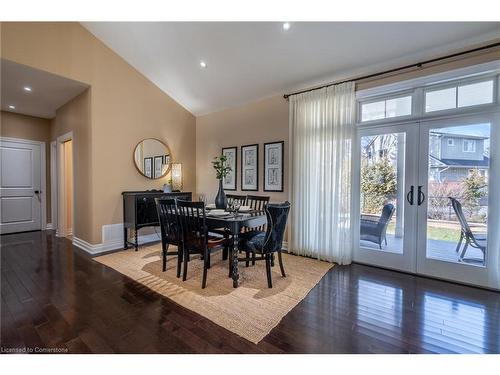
<box><xmin>94</xmin><ymin>243</ymin><xmax>333</xmax><ymax>344</ymax></box>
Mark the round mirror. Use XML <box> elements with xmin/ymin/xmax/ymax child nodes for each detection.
<box><xmin>133</xmin><ymin>138</ymin><xmax>171</xmax><ymax>179</ymax></box>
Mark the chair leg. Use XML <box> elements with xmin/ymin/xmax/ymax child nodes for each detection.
<box><xmin>384</xmin><ymin>236</ymin><xmax>387</xmax><ymax>246</ymax></box>
<box><xmin>176</xmin><ymin>247</ymin><xmax>182</xmax><ymax>278</ymax></box>
<box><xmin>455</xmin><ymin>232</ymin><xmax>464</xmax><ymax>253</ymax></box>
<box><xmin>228</xmin><ymin>253</ymin><xmax>233</xmax><ymax>278</ymax></box>
<box><xmin>459</xmin><ymin>239</ymin><xmax>469</xmax><ymax>261</ymax></box>
<box><xmin>252</xmin><ymin>252</ymin><xmax>256</xmax><ymax>266</ymax></box>
<box><xmin>265</xmin><ymin>254</ymin><xmax>273</xmax><ymax>288</ymax></box>
<box><xmin>271</xmin><ymin>253</ymin><xmax>275</xmax><ymax>267</ymax></box>
<box><xmin>222</xmin><ymin>232</ymin><xmax>229</xmax><ymax>260</ymax></box>
<box><xmin>245</xmin><ymin>251</ymin><xmax>250</xmax><ymax>267</ymax></box>
<box><xmin>182</xmin><ymin>248</ymin><xmax>189</xmax><ymax>281</ymax></box>
<box><xmin>277</xmin><ymin>250</ymin><xmax>286</xmax><ymax>277</ymax></box>
<box><xmin>202</xmin><ymin>250</ymin><xmax>209</xmax><ymax>289</ymax></box>
<box><xmin>162</xmin><ymin>243</ymin><xmax>167</xmax><ymax>272</ymax></box>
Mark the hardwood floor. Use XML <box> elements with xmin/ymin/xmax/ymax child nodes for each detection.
<box><xmin>1</xmin><ymin>230</ymin><xmax>499</xmax><ymax>354</ymax></box>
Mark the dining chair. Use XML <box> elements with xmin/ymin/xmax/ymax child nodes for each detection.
<box><xmin>176</xmin><ymin>200</ymin><xmax>229</xmax><ymax>288</ymax></box>
<box><xmin>226</xmin><ymin>193</ymin><xmax>247</xmax><ymax>206</ymax></box>
<box><xmin>155</xmin><ymin>198</ymin><xmax>183</xmax><ymax>277</ymax></box>
<box><xmin>238</xmin><ymin>202</ymin><xmax>291</xmax><ymax>288</ymax></box>
<box><xmin>241</xmin><ymin>195</ymin><xmax>271</xmax><ymax>266</ymax></box>
<box><xmin>449</xmin><ymin>197</ymin><xmax>486</xmax><ymax>264</ymax></box>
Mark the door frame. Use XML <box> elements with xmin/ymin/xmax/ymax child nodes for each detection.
<box><xmin>56</xmin><ymin>131</ymin><xmax>75</xmax><ymax>238</ymax></box>
<box><xmin>0</xmin><ymin>136</ymin><xmax>47</xmax><ymax>231</ymax></box>
<box><xmin>352</xmin><ymin>122</ymin><xmax>419</xmax><ymax>273</ymax></box>
<box><xmin>416</xmin><ymin>112</ymin><xmax>500</xmax><ymax>289</ymax></box>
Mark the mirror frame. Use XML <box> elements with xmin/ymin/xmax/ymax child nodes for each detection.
<box><xmin>133</xmin><ymin>138</ymin><xmax>172</xmax><ymax>180</ymax></box>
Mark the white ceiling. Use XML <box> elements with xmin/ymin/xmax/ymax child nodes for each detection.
<box><xmin>1</xmin><ymin>59</ymin><xmax>89</xmax><ymax>119</ymax></box>
<box><xmin>83</xmin><ymin>22</ymin><xmax>500</xmax><ymax>116</ymax></box>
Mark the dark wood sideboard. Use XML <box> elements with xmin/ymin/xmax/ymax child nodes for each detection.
<box><xmin>122</xmin><ymin>191</ymin><xmax>192</xmax><ymax>251</ymax></box>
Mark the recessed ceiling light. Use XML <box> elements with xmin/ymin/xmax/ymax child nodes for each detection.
<box><xmin>282</xmin><ymin>22</ymin><xmax>291</xmax><ymax>31</ymax></box>
<box><xmin>23</xmin><ymin>86</ymin><xmax>32</xmax><ymax>92</ymax></box>
<box><xmin>199</xmin><ymin>61</ymin><xmax>207</xmax><ymax>68</ymax></box>
<box><xmin>8</xmin><ymin>105</ymin><xmax>15</xmax><ymax>109</ymax></box>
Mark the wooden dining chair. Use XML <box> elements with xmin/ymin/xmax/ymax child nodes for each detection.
<box><xmin>176</xmin><ymin>200</ymin><xmax>229</xmax><ymax>288</ymax></box>
<box><xmin>155</xmin><ymin>198</ymin><xmax>183</xmax><ymax>277</ymax></box>
<box><xmin>226</xmin><ymin>194</ymin><xmax>247</xmax><ymax>206</ymax></box>
<box><xmin>238</xmin><ymin>202</ymin><xmax>291</xmax><ymax>288</ymax></box>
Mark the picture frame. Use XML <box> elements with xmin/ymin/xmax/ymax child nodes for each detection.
<box><xmin>143</xmin><ymin>157</ymin><xmax>153</xmax><ymax>178</ymax></box>
<box><xmin>222</xmin><ymin>146</ymin><xmax>237</xmax><ymax>190</ymax></box>
<box><xmin>264</xmin><ymin>141</ymin><xmax>284</xmax><ymax>192</ymax></box>
<box><xmin>241</xmin><ymin>144</ymin><xmax>259</xmax><ymax>191</ymax></box>
<box><xmin>153</xmin><ymin>155</ymin><xmax>164</xmax><ymax>179</ymax></box>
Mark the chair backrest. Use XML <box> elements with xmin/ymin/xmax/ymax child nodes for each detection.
<box><xmin>449</xmin><ymin>197</ymin><xmax>473</xmax><ymax>236</ymax></box>
<box><xmin>155</xmin><ymin>198</ymin><xmax>180</xmax><ymax>245</ymax></box>
<box><xmin>262</xmin><ymin>202</ymin><xmax>291</xmax><ymax>253</ymax></box>
<box><xmin>378</xmin><ymin>204</ymin><xmax>395</xmax><ymax>226</ymax></box>
<box><xmin>246</xmin><ymin>195</ymin><xmax>270</xmax><ymax>211</ymax></box>
<box><xmin>226</xmin><ymin>194</ymin><xmax>246</xmax><ymax>206</ymax></box>
<box><xmin>176</xmin><ymin>200</ymin><xmax>207</xmax><ymax>252</ymax></box>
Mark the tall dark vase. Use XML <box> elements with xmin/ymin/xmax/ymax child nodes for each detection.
<box><xmin>215</xmin><ymin>179</ymin><xmax>227</xmax><ymax>209</ymax></box>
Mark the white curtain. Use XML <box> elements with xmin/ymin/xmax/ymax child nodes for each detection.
<box><xmin>289</xmin><ymin>82</ymin><xmax>356</xmax><ymax>265</ymax></box>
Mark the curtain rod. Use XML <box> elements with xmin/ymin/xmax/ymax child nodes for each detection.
<box><xmin>283</xmin><ymin>41</ymin><xmax>500</xmax><ymax>100</ymax></box>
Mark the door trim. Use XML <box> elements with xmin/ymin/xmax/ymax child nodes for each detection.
<box><xmin>56</xmin><ymin>131</ymin><xmax>74</xmax><ymax>238</ymax></box>
<box><xmin>0</xmin><ymin>136</ymin><xmax>46</xmax><ymax>232</ymax></box>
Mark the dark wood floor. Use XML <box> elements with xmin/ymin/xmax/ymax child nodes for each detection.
<box><xmin>1</xmin><ymin>230</ymin><xmax>499</xmax><ymax>354</ymax></box>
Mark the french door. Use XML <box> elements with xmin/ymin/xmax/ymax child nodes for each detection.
<box><xmin>354</xmin><ymin>113</ymin><xmax>499</xmax><ymax>289</ymax></box>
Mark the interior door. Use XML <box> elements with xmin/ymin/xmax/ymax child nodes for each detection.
<box><xmin>0</xmin><ymin>139</ymin><xmax>42</xmax><ymax>234</ymax></box>
<box><xmin>416</xmin><ymin>113</ymin><xmax>500</xmax><ymax>289</ymax></box>
<box><xmin>353</xmin><ymin>123</ymin><xmax>419</xmax><ymax>272</ymax></box>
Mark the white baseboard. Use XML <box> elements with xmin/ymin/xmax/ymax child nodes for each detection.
<box><xmin>282</xmin><ymin>241</ymin><xmax>288</xmax><ymax>251</ymax></box>
<box><xmin>73</xmin><ymin>223</ymin><xmax>161</xmax><ymax>255</ymax></box>
<box><xmin>46</xmin><ymin>223</ymin><xmax>54</xmax><ymax>230</ymax></box>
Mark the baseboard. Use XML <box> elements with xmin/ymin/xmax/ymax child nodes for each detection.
<box><xmin>73</xmin><ymin>223</ymin><xmax>161</xmax><ymax>256</ymax></box>
<box><xmin>282</xmin><ymin>241</ymin><xmax>288</xmax><ymax>251</ymax></box>
<box><xmin>46</xmin><ymin>223</ymin><xmax>54</xmax><ymax>230</ymax></box>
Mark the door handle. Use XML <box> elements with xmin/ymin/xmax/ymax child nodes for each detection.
<box><xmin>34</xmin><ymin>190</ymin><xmax>41</xmax><ymax>194</ymax></box>
<box><xmin>417</xmin><ymin>185</ymin><xmax>425</xmax><ymax>206</ymax></box>
<box><xmin>406</xmin><ymin>186</ymin><xmax>414</xmax><ymax>205</ymax></box>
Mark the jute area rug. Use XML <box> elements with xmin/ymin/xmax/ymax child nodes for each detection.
<box><xmin>94</xmin><ymin>243</ymin><xmax>333</xmax><ymax>344</ymax></box>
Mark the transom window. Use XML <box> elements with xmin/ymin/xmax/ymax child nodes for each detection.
<box><xmin>361</xmin><ymin>95</ymin><xmax>412</xmax><ymax>122</ymax></box>
<box><xmin>425</xmin><ymin>79</ymin><xmax>494</xmax><ymax>113</ymax></box>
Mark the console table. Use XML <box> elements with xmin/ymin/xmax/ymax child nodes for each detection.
<box><xmin>122</xmin><ymin>190</ymin><xmax>192</xmax><ymax>251</ymax></box>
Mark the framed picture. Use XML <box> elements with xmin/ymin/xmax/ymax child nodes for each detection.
<box><xmin>144</xmin><ymin>157</ymin><xmax>153</xmax><ymax>178</ymax></box>
<box><xmin>264</xmin><ymin>141</ymin><xmax>284</xmax><ymax>192</ymax></box>
<box><xmin>222</xmin><ymin>146</ymin><xmax>237</xmax><ymax>190</ymax></box>
<box><xmin>241</xmin><ymin>144</ymin><xmax>258</xmax><ymax>191</ymax></box>
<box><xmin>153</xmin><ymin>155</ymin><xmax>164</xmax><ymax>179</ymax></box>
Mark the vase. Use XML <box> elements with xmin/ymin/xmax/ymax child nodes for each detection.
<box><xmin>215</xmin><ymin>179</ymin><xmax>227</xmax><ymax>209</ymax></box>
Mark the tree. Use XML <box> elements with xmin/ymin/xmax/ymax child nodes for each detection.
<box><xmin>361</xmin><ymin>157</ymin><xmax>397</xmax><ymax>214</ymax></box>
<box><xmin>462</xmin><ymin>169</ymin><xmax>487</xmax><ymax>220</ymax></box>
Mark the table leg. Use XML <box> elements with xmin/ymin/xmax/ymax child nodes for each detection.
<box><xmin>123</xmin><ymin>227</ymin><xmax>128</xmax><ymax>249</ymax></box>
<box><xmin>134</xmin><ymin>227</ymin><xmax>138</xmax><ymax>252</ymax></box>
<box><xmin>232</xmin><ymin>232</ymin><xmax>239</xmax><ymax>288</ymax></box>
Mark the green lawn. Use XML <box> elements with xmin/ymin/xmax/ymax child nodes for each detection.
<box><xmin>387</xmin><ymin>223</ymin><xmax>461</xmax><ymax>242</ymax></box>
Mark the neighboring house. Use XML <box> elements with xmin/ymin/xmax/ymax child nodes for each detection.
<box><xmin>429</xmin><ymin>131</ymin><xmax>489</xmax><ymax>182</ymax></box>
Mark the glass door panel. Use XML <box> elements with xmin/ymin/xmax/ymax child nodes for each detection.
<box><xmin>426</xmin><ymin>123</ymin><xmax>490</xmax><ymax>266</ymax></box>
<box><xmin>417</xmin><ymin>114</ymin><xmax>499</xmax><ymax>289</ymax></box>
<box><xmin>354</xmin><ymin>124</ymin><xmax>418</xmax><ymax>273</ymax></box>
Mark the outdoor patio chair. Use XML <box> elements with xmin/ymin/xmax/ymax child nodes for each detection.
<box><xmin>360</xmin><ymin>203</ymin><xmax>395</xmax><ymax>250</ymax></box>
<box><xmin>448</xmin><ymin>197</ymin><xmax>486</xmax><ymax>265</ymax></box>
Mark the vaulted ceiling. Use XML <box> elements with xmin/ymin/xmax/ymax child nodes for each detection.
<box><xmin>82</xmin><ymin>22</ymin><xmax>500</xmax><ymax>115</ymax></box>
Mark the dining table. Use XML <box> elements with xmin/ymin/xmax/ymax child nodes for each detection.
<box><xmin>204</xmin><ymin>210</ymin><xmax>267</xmax><ymax>288</ymax></box>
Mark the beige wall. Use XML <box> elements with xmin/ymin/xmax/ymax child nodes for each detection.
<box><xmin>1</xmin><ymin>22</ymin><xmax>196</xmax><ymax>244</ymax></box>
<box><xmin>196</xmin><ymin>95</ymin><xmax>289</xmax><ymax>203</ymax></box>
<box><xmin>0</xmin><ymin>111</ymin><xmax>52</xmax><ymax>222</ymax></box>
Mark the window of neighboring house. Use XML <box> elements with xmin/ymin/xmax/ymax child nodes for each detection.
<box><xmin>447</xmin><ymin>138</ymin><xmax>454</xmax><ymax>146</ymax></box>
<box><xmin>463</xmin><ymin>139</ymin><xmax>476</xmax><ymax>153</ymax></box>
<box><xmin>361</xmin><ymin>95</ymin><xmax>412</xmax><ymax>122</ymax></box>
<box><xmin>425</xmin><ymin>79</ymin><xmax>494</xmax><ymax>113</ymax></box>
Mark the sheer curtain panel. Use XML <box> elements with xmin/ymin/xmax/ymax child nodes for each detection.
<box><xmin>289</xmin><ymin>82</ymin><xmax>356</xmax><ymax>264</ymax></box>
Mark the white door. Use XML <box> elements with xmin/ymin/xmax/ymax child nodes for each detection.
<box><xmin>0</xmin><ymin>139</ymin><xmax>42</xmax><ymax>234</ymax></box>
<box><xmin>353</xmin><ymin>123</ymin><xmax>419</xmax><ymax>272</ymax></box>
<box><xmin>416</xmin><ymin>113</ymin><xmax>500</xmax><ymax>289</ymax></box>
